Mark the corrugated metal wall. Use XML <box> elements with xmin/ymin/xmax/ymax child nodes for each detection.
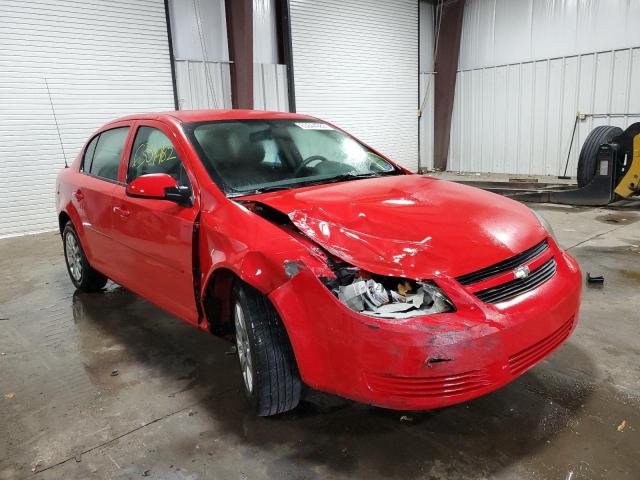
<box><xmin>289</xmin><ymin>0</ymin><xmax>419</xmax><ymax>171</ymax></box>
<box><xmin>253</xmin><ymin>0</ymin><xmax>289</xmax><ymax>111</ymax></box>
<box><xmin>0</xmin><ymin>0</ymin><xmax>176</xmax><ymax>238</ymax></box>
<box><xmin>174</xmin><ymin>60</ymin><xmax>232</xmax><ymax>109</ymax></box>
<box><xmin>170</xmin><ymin>0</ymin><xmax>288</xmax><ymax>111</ymax></box>
<box><xmin>254</xmin><ymin>63</ymin><xmax>289</xmax><ymax>111</ymax></box>
<box><xmin>419</xmin><ymin>1</ymin><xmax>435</xmax><ymax>171</ymax></box>
<box><xmin>169</xmin><ymin>0</ymin><xmax>232</xmax><ymax>109</ymax></box>
<box><xmin>450</xmin><ymin>0</ymin><xmax>640</xmax><ymax>176</ymax></box>
<box><xmin>253</xmin><ymin>0</ymin><xmax>278</xmax><ymax>65</ymax></box>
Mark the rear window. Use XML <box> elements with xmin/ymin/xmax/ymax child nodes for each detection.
<box><xmin>88</xmin><ymin>127</ymin><xmax>130</xmax><ymax>181</ymax></box>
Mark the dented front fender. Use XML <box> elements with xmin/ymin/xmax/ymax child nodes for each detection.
<box><xmin>268</xmin><ymin>255</ymin><xmax>581</xmax><ymax>411</ymax></box>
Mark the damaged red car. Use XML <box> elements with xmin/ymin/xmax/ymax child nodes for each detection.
<box><xmin>56</xmin><ymin>110</ymin><xmax>582</xmax><ymax>416</ymax></box>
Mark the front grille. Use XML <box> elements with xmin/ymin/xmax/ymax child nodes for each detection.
<box><xmin>456</xmin><ymin>239</ymin><xmax>549</xmax><ymax>285</ymax></box>
<box><xmin>508</xmin><ymin>316</ymin><xmax>575</xmax><ymax>375</ymax></box>
<box><xmin>365</xmin><ymin>370</ymin><xmax>493</xmax><ymax>398</ymax></box>
<box><xmin>474</xmin><ymin>257</ymin><xmax>557</xmax><ymax>304</ymax></box>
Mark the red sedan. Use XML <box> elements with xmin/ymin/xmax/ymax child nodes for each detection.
<box><xmin>56</xmin><ymin>110</ymin><xmax>582</xmax><ymax>416</ymax></box>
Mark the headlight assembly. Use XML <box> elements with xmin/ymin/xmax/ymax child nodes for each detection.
<box><xmin>531</xmin><ymin>209</ymin><xmax>557</xmax><ymax>241</ymax></box>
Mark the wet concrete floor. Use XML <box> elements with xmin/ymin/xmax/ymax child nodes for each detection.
<box><xmin>1</xmin><ymin>203</ymin><xmax>639</xmax><ymax>479</ymax></box>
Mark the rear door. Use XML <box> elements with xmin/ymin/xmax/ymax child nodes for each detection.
<box><xmin>72</xmin><ymin>125</ymin><xmax>130</xmax><ymax>277</ymax></box>
<box><xmin>110</xmin><ymin>120</ymin><xmax>200</xmax><ymax>323</ymax></box>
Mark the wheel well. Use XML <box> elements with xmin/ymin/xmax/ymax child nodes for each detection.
<box><xmin>203</xmin><ymin>268</ymin><xmax>237</xmax><ymax>337</ymax></box>
<box><xmin>58</xmin><ymin>211</ymin><xmax>71</xmax><ymax>234</ymax></box>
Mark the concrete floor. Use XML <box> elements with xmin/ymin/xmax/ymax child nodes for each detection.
<box><xmin>1</xmin><ymin>203</ymin><xmax>639</xmax><ymax>480</ymax></box>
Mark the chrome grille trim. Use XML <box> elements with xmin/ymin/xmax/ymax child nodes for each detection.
<box><xmin>456</xmin><ymin>239</ymin><xmax>549</xmax><ymax>285</ymax></box>
<box><xmin>474</xmin><ymin>257</ymin><xmax>557</xmax><ymax>304</ymax></box>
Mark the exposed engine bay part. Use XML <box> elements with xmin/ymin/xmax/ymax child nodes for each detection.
<box><xmin>324</xmin><ymin>270</ymin><xmax>454</xmax><ymax>319</ymax></box>
<box><xmin>238</xmin><ymin>200</ymin><xmax>292</xmax><ymax>226</ymax></box>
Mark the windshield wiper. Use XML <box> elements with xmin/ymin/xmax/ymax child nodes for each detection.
<box><xmin>227</xmin><ymin>184</ymin><xmax>298</xmax><ymax>197</ymax></box>
<box><xmin>228</xmin><ymin>171</ymin><xmax>399</xmax><ymax>197</ymax></box>
<box><xmin>299</xmin><ymin>171</ymin><xmax>388</xmax><ymax>187</ymax></box>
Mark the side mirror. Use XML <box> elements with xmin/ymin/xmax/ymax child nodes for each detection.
<box><xmin>126</xmin><ymin>174</ymin><xmax>192</xmax><ymax>206</ymax></box>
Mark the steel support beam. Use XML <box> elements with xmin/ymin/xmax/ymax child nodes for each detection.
<box><xmin>433</xmin><ymin>0</ymin><xmax>465</xmax><ymax>171</ymax></box>
<box><xmin>225</xmin><ymin>0</ymin><xmax>253</xmax><ymax>109</ymax></box>
<box><xmin>275</xmin><ymin>0</ymin><xmax>296</xmax><ymax>112</ymax></box>
<box><xmin>163</xmin><ymin>0</ymin><xmax>179</xmax><ymax>110</ymax></box>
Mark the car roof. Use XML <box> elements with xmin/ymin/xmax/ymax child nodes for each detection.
<box><xmin>107</xmin><ymin>109</ymin><xmax>319</xmax><ymax>125</ymax></box>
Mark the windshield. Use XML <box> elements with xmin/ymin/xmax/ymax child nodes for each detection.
<box><xmin>186</xmin><ymin>119</ymin><xmax>401</xmax><ymax>196</ymax></box>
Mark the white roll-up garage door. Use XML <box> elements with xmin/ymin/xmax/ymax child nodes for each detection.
<box><xmin>0</xmin><ymin>0</ymin><xmax>176</xmax><ymax>238</ymax></box>
<box><xmin>289</xmin><ymin>0</ymin><xmax>419</xmax><ymax>171</ymax></box>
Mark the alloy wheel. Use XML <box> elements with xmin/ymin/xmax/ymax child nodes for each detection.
<box><xmin>65</xmin><ymin>232</ymin><xmax>82</xmax><ymax>282</ymax></box>
<box><xmin>234</xmin><ymin>302</ymin><xmax>254</xmax><ymax>393</ymax></box>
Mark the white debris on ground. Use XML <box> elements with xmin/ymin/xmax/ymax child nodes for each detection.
<box><xmin>337</xmin><ymin>277</ymin><xmax>451</xmax><ymax>319</ymax></box>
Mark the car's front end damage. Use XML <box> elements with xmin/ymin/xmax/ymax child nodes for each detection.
<box><xmin>268</xmin><ymin>238</ymin><xmax>580</xmax><ymax>410</ymax></box>
<box><xmin>228</xmin><ymin>175</ymin><xmax>582</xmax><ymax>410</ymax></box>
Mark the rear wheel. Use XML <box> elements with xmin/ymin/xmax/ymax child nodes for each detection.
<box><xmin>577</xmin><ymin>125</ymin><xmax>623</xmax><ymax>187</ymax></box>
<box><xmin>62</xmin><ymin>222</ymin><xmax>108</xmax><ymax>292</ymax></box>
<box><xmin>232</xmin><ymin>281</ymin><xmax>301</xmax><ymax>416</ymax></box>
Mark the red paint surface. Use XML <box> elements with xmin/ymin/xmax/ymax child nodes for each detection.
<box><xmin>126</xmin><ymin>173</ymin><xmax>178</xmax><ymax>199</ymax></box>
<box><xmin>57</xmin><ymin>110</ymin><xmax>582</xmax><ymax>411</ymax></box>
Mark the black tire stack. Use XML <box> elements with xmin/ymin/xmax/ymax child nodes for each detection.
<box><xmin>577</xmin><ymin>125</ymin><xmax>623</xmax><ymax>188</ymax></box>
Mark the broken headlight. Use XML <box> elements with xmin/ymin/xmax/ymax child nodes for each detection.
<box><xmin>293</xmin><ymin>252</ymin><xmax>455</xmax><ymax>319</ymax></box>
<box><xmin>332</xmin><ymin>275</ymin><xmax>454</xmax><ymax>320</ymax></box>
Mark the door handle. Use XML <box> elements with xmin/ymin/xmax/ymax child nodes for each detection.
<box><xmin>112</xmin><ymin>206</ymin><xmax>130</xmax><ymax>218</ymax></box>
<box><xmin>73</xmin><ymin>190</ymin><xmax>84</xmax><ymax>201</ymax></box>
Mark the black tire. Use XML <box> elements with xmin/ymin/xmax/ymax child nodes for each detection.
<box><xmin>62</xmin><ymin>221</ymin><xmax>108</xmax><ymax>292</ymax></box>
<box><xmin>577</xmin><ymin>125</ymin><xmax>623</xmax><ymax>187</ymax></box>
<box><xmin>232</xmin><ymin>281</ymin><xmax>301</xmax><ymax>416</ymax></box>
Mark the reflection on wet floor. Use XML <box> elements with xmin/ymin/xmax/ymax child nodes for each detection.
<box><xmin>1</xmin><ymin>208</ymin><xmax>639</xmax><ymax>479</ymax></box>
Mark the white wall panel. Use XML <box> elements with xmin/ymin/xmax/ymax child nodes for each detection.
<box><xmin>419</xmin><ymin>73</ymin><xmax>435</xmax><ymax>170</ymax></box>
<box><xmin>419</xmin><ymin>1</ymin><xmax>435</xmax><ymax>171</ymax></box>
<box><xmin>169</xmin><ymin>0</ymin><xmax>229</xmax><ymax>62</ymax></box>
<box><xmin>174</xmin><ymin>60</ymin><xmax>232</xmax><ymax>109</ymax></box>
<box><xmin>253</xmin><ymin>0</ymin><xmax>278</xmax><ymax>65</ymax></box>
<box><xmin>451</xmin><ymin>0</ymin><xmax>640</xmax><ymax>175</ymax></box>
<box><xmin>289</xmin><ymin>0</ymin><xmax>419</xmax><ymax>171</ymax></box>
<box><xmin>254</xmin><ymin>63</ymin><xmax>289</xmax><ymax>112</ymax></box>
<box><xmin>252</xmin><ymin>0</ymin><xmax>289</xmax><ymax>112</ymax></box>
<box><xmin>460</xmin><ymin>0</ymin><xmax>640</xmax><ymax>70</ymax></box>
<box><xmin>0</xmin><ymin>0</ymin><xmax>175</xmax><ymax>238</ymax></box>
<box><xmin>451</xmin><ymin>48</ymin><xmax>640</xmax><ymax>176</ymax></box>
<box><xmin>169</xmin><ymin>0</ymin><xmax>231</xmax><ymax>110</ymax></box>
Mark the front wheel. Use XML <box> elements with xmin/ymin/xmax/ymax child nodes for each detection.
<box><xmin>62</xmin><ymin>221</ymin><xmax>108</xmax><ymax>292</ymax></box>
<box><xmin>233</xmin><ymin>282</ymin><xmax>302</xmax><ymax>416</ymax></box>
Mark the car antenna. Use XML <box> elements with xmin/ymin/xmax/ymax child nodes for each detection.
<box><xmin>44</xmin><ymin>75</ymin><xmax>68</xmax><ymax>168</ymax></box>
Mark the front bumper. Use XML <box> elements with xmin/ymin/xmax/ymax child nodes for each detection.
<box><xmin>269</xmin><ymin>245</ymin><xmax>582</xmax><ymax>411</ymax></box>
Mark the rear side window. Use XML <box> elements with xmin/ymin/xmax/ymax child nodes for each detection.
<box><xmin>82</xmin><ymin>135</ymin><xmax>99</xmax><ymax>172</ymax></box>
<box><xmin>127</xmin><ymin>126</ymin><xmax>190</xmax><ymax>187</ymax></box>
<box><xmin>89</xmin><ymin>127</ymin><xmax>130</xmax><ymax>181</ymax></box>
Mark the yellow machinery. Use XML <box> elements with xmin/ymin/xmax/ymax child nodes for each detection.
<box><xmin>614</xmin><ymin>127</ymin><xmax>640</xmax><ymax>198</ymax></box>
<box><xmin>454</xmin><ymin>123</ymin><xmax>640</xmax><ymax>206</ymax></box>
<box><xmin>533</xmin><ymin>122</ymin><xmax>640</xmax><ymax>206</ymax></box>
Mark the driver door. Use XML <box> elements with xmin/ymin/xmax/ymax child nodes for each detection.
<box><xmin>110</xmin><ymin>121</ymin><xmax>200</xmax><ymax>324</ymax></box>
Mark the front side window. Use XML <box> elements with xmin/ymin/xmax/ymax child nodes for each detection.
<box><xmin>89</xmin><ymin>127</ymin><xmax>130</xmax><ymax>181</ymax></box>
<box><xmin>127</xmin><ymin>126</ymin><xmax>189</xmax><ymax>187</ymax></box>
<box><xmin>187</xmin><ymin>120</ymin><xmax>400</xmax><ymax>196</ymax></box>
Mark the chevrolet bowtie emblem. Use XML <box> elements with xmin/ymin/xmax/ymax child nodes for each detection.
<box><xmin>514</xmin><ymin>265</ymin><xmax>530</xmax><ymax>279</ymax></box>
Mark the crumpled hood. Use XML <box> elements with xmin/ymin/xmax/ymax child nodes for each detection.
<box><xmin>244</xmin><ymin>175</ymin><xmax>547</xmax><ymax>279</ymax></box>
